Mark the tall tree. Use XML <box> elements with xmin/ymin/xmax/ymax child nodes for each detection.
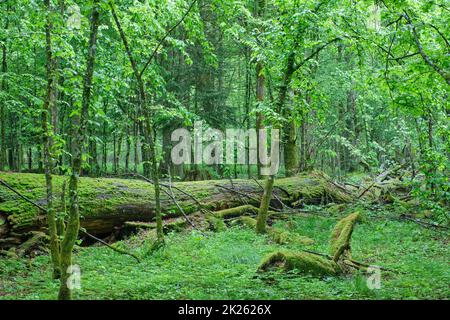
<box><xmin>42</xmin><ymin>0</ymin><xmax>60</xmax><ymax>280</ymax></box>
<box><xmin>0</xmin><ymin>3</ymin><xmax>8</xmax><ymax>170</ymax></box>
<box><xmin>59</xmin><ymin>0</ymin><xmax>100</xmax><ymax>300</ymax></box>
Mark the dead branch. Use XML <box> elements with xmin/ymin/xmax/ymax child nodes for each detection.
<box><xmin>357</xmin><ymin>164</ymin><xmax>405</xmax><ymax>199</ymax></box>
<box><xmin>399</xmin><ymin>215</ymin><xmax>449</xmax><ymax>230</ymax></box>
<box><xmin>252</xmin><ymin>178</ymin><xmax>293</xmax><ymax>210</ymax></box>
<box><xmin>126</xmin><ymin>173</ymin><xmax>213</xmax><ymax>216</ymax></box>
<box><xmin>166</xmin><ymin>167</ymin><xmax>205</xmax><ymax>234</ymax></box>
<box><xmin>0</xmin><ymin>178</ymin><xmax>47</xmax><ymax>212</ymax></box>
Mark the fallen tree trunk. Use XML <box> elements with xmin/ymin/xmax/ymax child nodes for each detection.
<box><xmin>0</xmin><ymin>171</ymin><xmax>351</xmax><ymax>248</ymax></box>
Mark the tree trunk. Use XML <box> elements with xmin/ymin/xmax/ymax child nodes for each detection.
<box><xmin>43</xmin><ymin>0</ymin><xmax>61</xmax><ymax>280</ymax></box>
<box><xmin>255</xmin><ymin>63</ymin><xmax>265</xmax><ymax>179</ymax></box>
<box><xmin>133</xmin><ymin>121</ymin><xmax>139</xmax><ymax>173</ymax></box>
<box><xmin>284</xmin><ymin>119</ymin><xmax>298</xmax><ymax>177</ymax></box>
<box><xmin>278</xmin><ymin>52</ymin><xmax>298</xmax><ymax>177</ymax></box>
<box><xmin>59</xmin><ymin>0</ymin><xmax>100</xmax><ymax>300</ymax></box>
<box><xmin>113</xmin><ymin>131</ymin><xmax>117</xmax><ymax>174</ymax></box>
<box><xmin>102</xmin><ymin>100</ymin><xmax>108</xmax><ymax>174</ymax></box>
<box><xmin>28</xmin><ymin>148</ymin><xmax>33</xmax><ymax>171</ymax></box>
<box><xmin>110</xmin><ymin>1</ymin><xmax>163</xmax><ymax>241</ymax></box>
<box><xmin>0</xmin><ymin>171</ymin><xmax>352</xmax><ymax>247</ymax></box>
<box><xmin>254</xmin><ymin>0</ymin><xmax>265</xmax><ymax>179</ymax></box>
<box><xmin>125</xmin><ymin>125</ymin><xmax>131</xmax><ymax>173</ymax></box>
<box><xmin>0</xmin><ymin>13</ymin><xmax>8</xmax><ymax>171</ymax></box>
<box><xmin>117</xmin><ymin>133</ymin><xmax>123</xmax><ymax>174</ymax></box>
<box><xmin>256</xmin><ymin>175</ymin><xmax>274</xmax><ymax>233</ymax></box>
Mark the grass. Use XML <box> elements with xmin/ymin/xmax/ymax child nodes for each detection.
<box><xmin>0</xmin><ymin>212</ymin><xmax>449</xmax><ymax>300</ymax></box>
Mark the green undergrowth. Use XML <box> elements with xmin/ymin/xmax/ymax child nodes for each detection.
<box><xmin>0</xmin><ymin>212</ymin><xmax>448</xmax><ymax>300</ymax></box>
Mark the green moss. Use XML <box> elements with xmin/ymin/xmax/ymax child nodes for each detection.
<box><xmin>236</xmin><ymin>217</ymin><xmax>314</xmax><ymax>245</ymax></box>
<box><xmin>267</xmin><ymin>228</ymin><xmax>314</xmax><ymax>245</ymax></box>
<box><xmin>258</xmin><ymin>251</ymin><xmax>340</xmax><ymax>276</ymax></box>
<box><xmin>213</xmin><ymin>205</ymin><xmax>259</xmax><ymax>219</ymax></box>
<box><xmin>275</xmin><ymin>171</ymin><xmax>352</xmax><ymax>205</ymax></box>
<box><xmin>125</xmin><ymin>218</ymin><xmax>187</xmax><ymax>234</ymax></box>
<box><xmin>237</xmin><ymin>216</ymin><xmax>257</xmax><ymax>228</ymax></box>
<box><xmin>1</xmin><ymin>214</ymin><xmax>449</xmax><ymax>299</ymax></box>
<box><xmin>206</xmin><ymin>214</ymin><xmax>227</xmax><ymax>232</ymax></box>
<box><xmin>326</xmin><ymin>203</ymin><xmax>347</xmax><ymax>215</ymax></box>
<box><xmin>0</xmin><ymin>172</ymin><xmax>351</xmax><ymax>242</ymax></box>
<box><xmin>329</xmin><ymin>212</ymin><xmax>360</xmax><ymax>261</ymax></box>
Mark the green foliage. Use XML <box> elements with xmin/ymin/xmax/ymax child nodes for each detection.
<box><xmin>1</xmin><ymin>214</ymin><xmax>448</xmax><ymax>300</ymax></box>
<box><xmin>0</xmin><ymin>0</ymin><xmax>448</xmax><ymax>301</ymax></box>
<box><xmin>411</xmin><ymin>150</ymin><xmax>450</xmax><ymax>224</ymax></box>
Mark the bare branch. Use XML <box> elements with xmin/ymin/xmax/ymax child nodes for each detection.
<box><xmin>293</xmin><ymin>37</ymin><xmax>341</xmax><ymax>72</ymax></box>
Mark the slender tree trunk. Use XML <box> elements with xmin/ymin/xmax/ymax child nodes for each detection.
<box><xmin>134</xmin><ymin>121</ymin><xmax>139</xmax><ymax>173</ymax></box>
<box><xmin>91</xmin><ymin>138</ymin><xmax>98</xmax><ymax>176</ymax></box>
<box><xmin>88</xmin><ymin>122</ymin><xmax>99</xmax><ymax>176</ymax></box>
<box><xmin>17</xmin><ymin>119</ymin><xmax>22</xmax><ymax>172</ymax></box>
<box><xmin>427</xmin><ymin>107</ymin><xmax>435</xmax><ymax>195</ymax></box>
<box><xmin>117</xmin><ymin>132</ymin><xmax>123</xmax><ymax>173</ymax></box>
<box><xmin>110</xmin><ymin>1</ymin><xmax>163</xmax><ymax>241</ymax></box>
<box><xmin>244</xmin><ymin>47</ymin><xmax>251</xmax><ymax>179</ymax></box>
<box><xmin>59</xmin><ymin>0</ymin><xmax>100</xmax><ymax>300</ymax></box>
<box><xmin>253</xmin><ymin>0</ymin><xmax>276</xmax><ymax>234</ymax></box>
<box><xmin>37</xmin><ymin>145</ymin><xmax>43</xmax><ymax>173</ymax></box>
<box><xmin>256</xmin><ymin>175</ymin><xmax>274</xmax><ymax>234</ymax></box>
<box><xmin>102</xmin><ymin>100</ymin><xmax>108</xmax><ymax>174</ymax></box>
<box><xmin>28</xmin><ymin>147</ymin><xmax>32</xmax><ymax>171</ymax></box>
<box><xmin>160</xmin><ymin>125</ymin><xmax>172</xmax><ymax>176</ymax></box>
<box><xmin>299</xmin><ymin>109</ymin><xmax>308</xmax><ymax>172</ymax></box>
<box><xmin>255</xmin><ymin>61</ymin><xmax>265</xmax><ymax>179</ymax></box>
<box><xmin>125</xmin><ymin>127</ymin><xmax>131</xmax><ymax>173</ymax></box>
<box><xmin>254</xmin><ymin>0</ymin><xmax>266</xmax><ymax>179</ymax></box>
<box><xmin>43</xmin><ymin>0</ymin><xmax>61</xmax><ymax>280</ymax></box>
<box><xmin>277</xmin><ymin>52</ymin><xmax>298</xmax><ymax>177</ymax></box>
<box><xmin>113</xmin><ymin>131</ymin><xmax>117</xmax><ymax>174</ymax></box>
<box><xmin>0</xmin><ymin>13</ymin><xmax>8</xmax><ymax>171</ymax></box>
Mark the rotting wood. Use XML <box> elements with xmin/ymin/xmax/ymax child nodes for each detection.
<box><xmin>0</xmin><ymin>171</ymin><xmax>352</xmax><ymax>248</ymax></box>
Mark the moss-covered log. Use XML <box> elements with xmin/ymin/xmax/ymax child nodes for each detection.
<box><xmin>237</xmin><ymin>216</ymin><xmax>314</xmax><ymax>245</ymax></box>
<box><xmin>258</xmin><ymin>212</ymin><xmax>361</xmax><ymax>277</ymax></box>
<box><xmin>213</xmin><ymin>205</ymin><xmax>260</xmax><ymax>218</ymax></box>
<box><xmin>0</xmin><ymin>171</ymin><xmax>351</xmax><ymax>248</ymax></box>
<box><xmin>329</xmin><ymin>212</ymin><xmax>360</xmax><ymax>262</ymax></box>
<box><xmin>258</xmin><ymin>251</ymin><xmax>340</xmax><ymax>276</ymax></box>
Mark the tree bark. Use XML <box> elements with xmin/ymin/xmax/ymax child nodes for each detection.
<box><xmin>0</xmin><ymin>171</ymin><xmax>352</xmax><ymax>247</ymax></box>
<box><xmin>59</xmin><ymin>0</ymin><xmax>100</xmax><ymax>300</ymax></box>
<box><xmin>0</xmin><ymin>9</ymin><xmax>8</xmax><ymax>171</ymax></box>
<box><xmin>254</xmin><ymin>0</ymin><xmax>266</xmax><ymax>179</ymax></box>
<box><xmin>256</xmin><ymin>175</ymin><xmax>274</xmax><ymax>233</ymax></box>
<box><xmin>43</xmin><ymin>0</ymin><xmax>61</xmax><ymax>280</ymax></box>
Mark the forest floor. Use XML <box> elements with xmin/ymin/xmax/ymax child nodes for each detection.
<box><xmin>1</xmin><ymin>203</ymin><xmax>448</xmax><ymax>300</ymax></box>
